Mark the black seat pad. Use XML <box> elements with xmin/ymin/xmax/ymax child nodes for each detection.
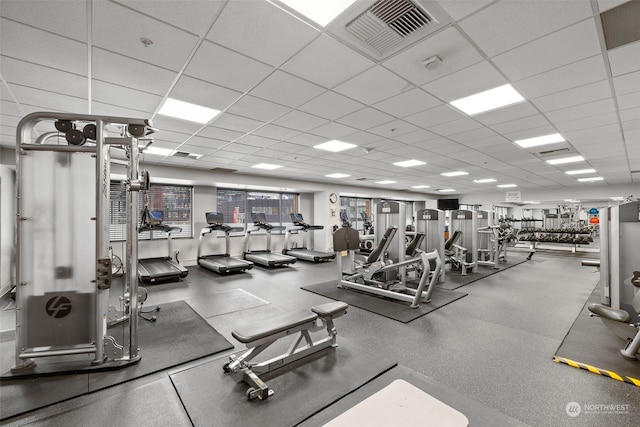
<box><xmin>232</xmin><ymin>310</ymin><xmax>318</xmax><ymax>344</ymax></box>
<box><xmin>588</xmin><ymin>303</ymin><xmax>631</xmax><ymax>322</ymax></box>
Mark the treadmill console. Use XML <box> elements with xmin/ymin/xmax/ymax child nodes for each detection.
<box><xmin>149</xmin><ymin>210</ymin><xmax>164</xmax><ymax>226</ymax></box>
<box><xmin>206</xmin><ymin>212</ymin><xmax>224</xmax><ymax>226</ymax></box>
<box><xmin>290</xmin><ymin>213</ymin><xmax>307</xmax><ymax>226</ymax></box>
<box><xmin>251</xmin><ymin>213</ymin><xmax>272</xmax><ymax>230</ymax></box>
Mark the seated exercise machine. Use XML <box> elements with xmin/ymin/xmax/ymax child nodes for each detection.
<box><xmin>223</xmin><ymin>301</ymin><xmax>348</xmax><ymax>400</ymax></box>
<box><xmin>477</xmin><ymin>224</ymin><xmax>514</xmax><ymax>269</ymax></box>
<box><xmin>198</xmin><ymin>212</ymin><xmax>253</xmax><ymax>275</ymax></box>
<box><xmin>444</xmin><ymin>230</ymin><xmax>473</xmax><ymax>275</ymax></box>
<box><xmin>588</xmin><ymin>271</ymin><xmax>640</xmax><ymax>359</ymax></box>
<box><xmin>334</xmin><ymin>225</ymin><xmax>442</xmax><ymax>309</ymax></box>
<box><xmin>283</xmin><ymin>213</ymin><xmax>335</xmax><ymax>262</ymax></box>
<box><xmin>138</xmin><ymin>209</ymin><xmax>189</xmax><ymax>284</ymax></box>
<box><xmin>243</xmin><ymin>213</ymin><xmax>297</xmax><ymax>267</ymax></box>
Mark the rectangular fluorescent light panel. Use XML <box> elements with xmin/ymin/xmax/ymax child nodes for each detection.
<box><xmin>497</xmin><ymin>184</ymin><xmax>517</xmax><ymax>188</ymax></box>
<box><xmin>450</xmin><ymin>84</ymin><xmax>524</xmax><ymax>116</ymax></box>
<box><xmin>252</xmin><ymin>163</ymin><xmax>282</xmax><ymax>170</ymax></box>
<box><xmin>143</xmin><ymin>146</ymin><xmax>173</xmax><ymax>156</ymax></box>
<box><xmin>393</xmin><ymin>159</ymin><xmax>426</xmax><ymax>167</ymax></box>
<box><xmin>438</xmin><ymin>189</ymin><xmax>456</xmax><ymax>192</ymax></box>
<box><xmin>158</xmin><ymin>98</ymin><xmax>220</xmax><ymax>124</ymax></box>
<box><xmin>473</xmin><ymin>178</ymin><xmax>496</xmax><ymax>183</ymax></box>
<box><xmin>578</xmin><ymin>177</ymin><xmax>604</xmax><ymax>182</ymax></box>
<box><xmin>565</xmin><ymin>168</ymin><xmax>596</xmax><ymax>175</ymax></box>
<box><xmin>546</xmin><ymin>155</ymin><xmax>584</xmax><ymax>165</ymax></box>
<box><xmin>514</xmin><ymin>133</ymin><xmax>565</xmax><ymax>148</ymax></box>
<box><xmin>278</xmin><ymin>0</ymin><xmax>357</xmax><ymax>26</ymax></box>
<box><xmin>523</xmin><ymin>201</ymin><xmax>541</xmax><ymax>204</ymax></box>
<box><xmin>411</xmin><ymin>185</ymin><xmax>431</xmax><ymax>189</ymax></box>
<box><xmin>441</xmin><ymin>171</ymin><xmax>468</xmax><ymax>177</ymax></box>
<box><xmin>314</xmin><ymin>140</ymin><xmax>357</xmax><ymax>152</ymax></box>
<box><xmin>376</xmin><ymin>180</ymin><xmax>397</xmax><ymax>184</ymax></box>
<box><xmin>326</xmin><ymin>173</ymin><xmax>351</xmax><ymax>178</ymax></box>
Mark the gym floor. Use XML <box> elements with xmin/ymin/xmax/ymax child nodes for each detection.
<box><xmin>1</xmin><ymin>248</ymin><xmax>639</xmax><ymax>426</ymax></box>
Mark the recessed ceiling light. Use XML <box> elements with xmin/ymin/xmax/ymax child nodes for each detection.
<box><xmin>514</xmin><ymin>133</ymin><xmax>565</xmax><ymax>148</ymax></box>
<box><xmin>325</xmin><ymin>173</ymin><xmax>351</xmax><ymax>178</ymax></box>
<box><xmin>523</xmin><ymin>201</ymin><xmax>541</xmax><ymax>204</ymax></box>
<box><xmin>497</xmin><ymin>184</ymin><xmax>517</xmax><ymax>188</ymax></box>
<box><xmin>564</xmin><ymin>199</ymin><xmax>581</xmax><ymax>202</ymax></box>
<box><xmin>577</xmin><ymin>176</ymin><xmax>604</xmax><ymax>182</ymax></box>
<box><xmin>375</xmin><ymin>180</ymin><xmax>397</xmax><ymax>184</ymax></box>
<box><xmin>546</xmin><ymin>155</ymin><xmax>584</xmax><ymax>165</ymax></box>
<box><xmin>278</xmin><ymin>0</ymin><xmax>357</xmax><ymax>26</ymax></box>
<box><xmin>565</xmin><ymin>168</ymin><xmax>596</xmax><ymax>175</ymax></box>
<box><xmin>473</xmin><ymin>178</ymin><xmax>496</xmax><ymax>183</ymax></box>
<box><xmin>158</xmin><ymin>98</ymin><xmax>220</xmax><ymax>124</ymax></box>
<box><xmin>252</xmin><ymin>163</ymin><xmax>282</xmax><ymax>170</ymax></box>
<box><xmin>611</xmin><ymin>196</ymin><xmax>624</xmax><ymax>200</ymax></box>
<box><xmin>441</xmin><ymin>171</ymin><xmax>468</xmax><ymax>177</ymax></box>
<box><xmin>393</xmin><ymin>159</ymin><xmax>426</xmax><ymax>168</ymax></box>
<box><xmin>314</xmin><ymin>140</ymin><xmax>357</xmax><ymax>152</ymax></box>
<box><xmin>143</xmin><ymin>146</ymin><xmax>173</xmax><ymax>156</ymax></box>
<box><xmin>450</xmin><ymin>84</ymin><xmax>525</xmax><ymax>116</ymax></box>
<box><xmin>411</xmin><ymin>185</ymin><xmax>431</xmax><ymax>189</ymax></box>
<box><xmin>438</xmin><ymin>188</ymin><xmax>456</xmax><ymax>192</ymax></box>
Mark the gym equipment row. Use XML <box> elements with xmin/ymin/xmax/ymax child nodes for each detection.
<box><xmin>523</xmin><ymin>227</ymin><xmax>592</xmax><ymax>234</ymax></box>
<box><xmin>587</xmin><ymin>200</ymin><xmax>640</xmax><ymax>360</ymax></box>
<box><xmin>12</xmin><ymin>112</ymin><xmax>153</xmax><ymax>374</ymax></box>
<box><xmin>243</xmin><ymin>213</ymin><xmax>297</xmax><ymax>268</ymax></box>
<box><xmin>518</xmin><ymin>234</ymin><xmax>593</xmax><ymax>244</ymax></box>
<box><xmin>283</xmin><ymin>213</ymin><xmax>335</xmax><ymax>262</ymax></box>
<box><xmin>198</xmin><ymin>212</ymin><xmax>254</xmax><ymax>275</ymax></box>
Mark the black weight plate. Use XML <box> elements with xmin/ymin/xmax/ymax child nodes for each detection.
<box><xmin>55</xmin><ymin>120</ymin><xmax>73</xmax><ymax>132</ymax></box>
<box><xmin>66</xmin><ymin>128</ymin><xmax>86</xmax><ymax>145</ymax></box>
<box><xmin>82</xmin><ymin>123</ymin><xmax>96</xmax><ymax>140</ymax></box>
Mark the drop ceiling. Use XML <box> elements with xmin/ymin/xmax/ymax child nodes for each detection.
<box><xmin>1</xmin><ymin>0</ymin><xmax>638</xmax><ymax>195</ymax></box>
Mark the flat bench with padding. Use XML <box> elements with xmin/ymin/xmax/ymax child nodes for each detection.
<box><xmin>224</xmin><ymin>301</ymin><xmax>348</xmax><ymax>400</ymax></box>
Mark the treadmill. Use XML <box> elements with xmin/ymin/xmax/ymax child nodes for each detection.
<box><xmin>283</xmin><ymin>213</ymin><xmax>335</xmax><ymax>263</ymax></box>
<box><xmin>198</xmin><ymin>212</ymin><xmax>254</xmax><ymax>275</ymax></box>
<box><xmin>138</xmin><ymin>210</ymin><xmax>189</xmax><ymax>284</ymax></box>
<box><xmin>243</xmin><ymin>213</ymin><xmax>297</xmax><ymax>268</ymax></box>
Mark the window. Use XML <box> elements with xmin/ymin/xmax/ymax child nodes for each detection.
<box><xmin>339</xmin><ymin>196</ymin><xmax>371</xmax><ymax>231</ymax></box>
<box><xmin>109</xmin><ymin>182</ymin><xmax>193</xmax><ymax>241</ymax></box>
<box><xmin>217</xmin><ymin>189</ymin><xmax>299</xmax><ymax>230</ymax></box>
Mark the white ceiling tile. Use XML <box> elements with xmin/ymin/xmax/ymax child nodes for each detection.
<box><xmin>1</xmin><ymin>19</ymin><xmax>86</xmax><ymax>75</ymax></box>
<box><xmin>309</xmin><ymin>122</ymin><xmax>358</xmax><ymax>139</ymax></box>
<box><xmin>281</xmin><ymin>34</ymin><xmax>375</xmax><ymax>89</ymax></box>
<box><xmin>185</xmin><ymin>136</ymin><xmax>228</xmax><ymax>150</ymax></box>
<box><xmin>153</xmin><ymin>116</ymin><xmax>203</xmax><ymax>135</ymax></box>
<box><xmin>459</xmin><ymin>1</ymin><xmax>593</xmax><ymax>57</ymax></box>
<box><xmin>554</xmin><ymin>112</ymin><xmax>619</xmax><ymax>133</ymax></box>
<box><xmin>170</xmin><ymin>76</ymin><xmax>242</xmax><ymax>112</ymax></box>
<box><xmin>448</xmin><ymin>127</ymin><xmax>501</xmax><ymax>144</ymax></box>
<box><xmin>2</xmin><ymin>57</ymin><xmax>87</xmax><ymax>99</ymax></box>
<box><xmin>185</xmin><ymin>40</ymin><xmax>274</xmax><ymax>93</ymax></box>
<box><xmin>250</xmin><ymin>71</ymin><xmax>325</xmax><ymax>108</ymax></box>
<box><xmin>210</xmin><ymin>113</ymin><xmax>263</xmax><ymax>134</ymax></box>
<box><xmin>339</xmin><ymin>131</ymin><xmax>384</xmax><ymax>146</ymax></box>
<box><xmin>517</xmin><ymin>55</ymin><xmax>608</xmax><ymax>99</ymax></box>
<box><xmin>429</xmin><ymin>117</ymin><xmax>482</xmax><ymax>137</ymax></box>
<box><xmin>492</xmin><ymin>20</ymin><xmax>601</xmax><ymax>81</ymax></box>
<box><xmin>334</xmin><ymin>66</ymin><xmax>409</xmax><ymax>105</ymax></box>
<box><xmin>152</xmin><ymin>129</ymin><xmax>192</xmax><ymax>144</ymax></box>
<box><xmin>620</xmin><ymin>107</ymin><xmax>640</xmax><ymax>122</ymax></box>
<box><xmin>383</xmin><ymin>27</ymin><xmax>484</xmax><ymax>86</ymax></box>
<box><xmin>222</xmin><ymin>143</ymin><xmax>263</xmax><ymax>155</ymax></box>
<box><xmin>93</xmin><ymin>1</ymin><xmax>198</xmax><ymax>72</ymax></box>
<box><xmin>272</xmin><ymin>110</ymin><xmax>329</xmax><ymax>132</ymax></box>
<box><xmin>490</xmin><ymin>114</ymin><xmax>552</xmax><ymax>135</ymax></box>
<box><xmin>1</xmin><ymin>0</ymin><xmax>87</xmax><ymax>41</ymax></box>
<box><xmin>225</xmin><ymin>96</ymin><xmax>290</xmax><ymax>123</ymax></box>
<box><xmin>598</xmin><ymin>0</ymin><xmax>631</xmax><ymax>13</ymax></box>
<box><xmin>207</xmin><ymin>0</ymin><xmax>319</xmax><ymax>67</ymax></box>
<box><xmin>121</xmin><ymin>0</ymin><xmax>225</xmax><ymax>38</ymax></box>
<box><xmin>607</xmin><ymin>40</ymin><xmax>640</xmax><ymax>77</ymax></box>
<box><xmin>197</xmin><ymin>126</ymin><xmax>244</xmax><ymax>142</ymax></box>
<box><xmin>436</xmin><ymin>0</ymin><xmax>493</xmax><ymax>20</ymax></box>
<box><xmin>337</xmin><ymin>108</ymin><xmax>394</xmax><ymax>129</ymax></box>
<box><xmin>298</xmin><ymin>91</ymin><xmax>364</xmax><ymax>120</ymax></box>
<box><xmin>368</xmin><ymin>120</ymin><xmax>420</xmax><ymax>138</ymax></box>
<box><xmin>286</xmin><ymin>133</ymin><xmax>330</xmax><ymax>146</ymax></box>
<box><xmin>613</xmin><ymin>71</ymin><xmax>640</xmax><ymax>96</ymax></box>
<box><xmin>617</xmin><ymin>91</ymin><xmax>640</xmax><ymax>110</ymax></box>
<box><xmin>233</xmin><ymin>134</ymin><xmax>279</xmax><ymax>148</ymax></box>
<box><xmin>392</xmin><ymin>129</ymin><xmax>441</xmax><ymax>144</ymax></box>
<box><xmin>8</xmin><ymin>84</ymin><xmax>87</xmax><ymax>114</ymax></box>
<box><xmin>422</xmin><ymin>61</ymin><xmax>506</xmax><ymax>102</ymax></box>
<box><xmin>531</xmin><ymin>80</ymin><xmax>612</xmax><ymax>112</ymax></box>
<box><xmin>372</xmin><ymin>88</ymin><xmax>442</xmax><ymax>118</ymax></box>
<box><xmin>545</xmin><ymin>99</ymin><xmax>617</xmax><ymax>124</ymax></box>
<box><xmin>474</xmin><ymin>102</ymin><xmax>539</xmax><ymax>126</ymax></box>
<box><xmin>92</xmin><ymin>48</ymin><xmax>176</xmax><ymax>96</ymax></box>
<box><xmin>251</xmin><ymin>124</ymin><xmax>300</xmax><ymax>141</ymax></box>
<box><xmin>404</xmin><ymin>105</ymin><xmax>464</xmax><ymax>128</ymax></box>
<box><xmin>563</xmin><ymin>124</ymin><xmax>621</xmax><ymax>142</ymax></box>
<box><xmin>92</xmin><ymin>81</ymin><xmax>161</xmax><ymax>114</ymax></box>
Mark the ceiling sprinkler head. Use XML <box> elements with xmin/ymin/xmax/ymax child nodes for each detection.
<box><xmin>422</xmin><ymin>55</ymin><xmax>442</xmax><ymax>70</ymax></box>
<box><xmin>140</xmin><ymin>37</ymin><xmax>154</xmax><ymax>48</ymax></box>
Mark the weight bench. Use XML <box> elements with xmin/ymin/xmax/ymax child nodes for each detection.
<box><xmin>223</xmin><ymin>301</ymin><xmax>348</xmax><ymax>400</ymax></box>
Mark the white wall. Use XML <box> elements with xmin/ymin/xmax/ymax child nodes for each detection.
<box><xmin>1</xmin><ymin>165</ymin><xmax>16</xmax><ymax>295</ymax></box>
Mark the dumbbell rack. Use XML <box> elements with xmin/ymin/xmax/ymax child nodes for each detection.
<box><xmin>517</xmin><ymin>227</ymin><xmax>593</xmax><ymax>253</ymax></box>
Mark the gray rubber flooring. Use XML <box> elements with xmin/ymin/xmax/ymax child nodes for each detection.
<box><xmin>1</xmin><ymin>252</ymin><xmax>639</xmax><ymax>426</ymax></box>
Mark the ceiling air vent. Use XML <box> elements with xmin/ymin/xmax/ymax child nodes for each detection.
<box><xmin>172</xmin><ymin>151</ymin><xmax>202</xmax><ymax>159</ymax></box>
<box><xmin>355</xmin><ymin>177</ymin><xmax>370</xmax><ymax>181</ymax></box>
<box><xmin>211</xmin><ymin>167</ymin><xmax>238</xmax><ymax>173</ymax></box>
<box><xmin>329</xmin><ymin>0</ymin><xmax>449</xmax><ymax>61</ymax></box>
<box><xmin>538</xmin><ymin>147</ymin><xmax>571</xmax><ymax>156</ymax></box>
<box><xmin>600</xmin><ymin>0</ymin><xmax>640</xmax><ymax>50</ymax></box>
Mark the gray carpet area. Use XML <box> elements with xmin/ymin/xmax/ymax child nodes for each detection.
<box><xmin>439</xmin><ymin>254</ymin><xmax>529</xmax><ymax>290</ymax></box>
